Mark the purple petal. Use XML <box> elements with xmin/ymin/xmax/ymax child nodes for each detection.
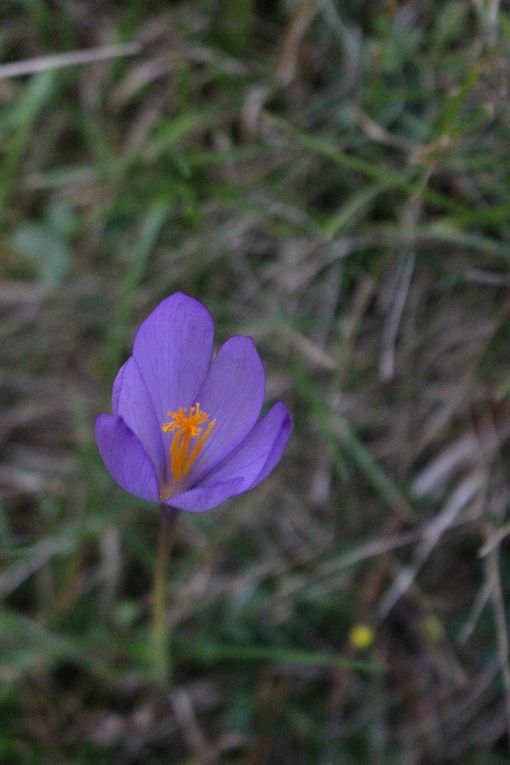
<box><xmin>202</xmin><ymin>402</ymin><xmax>292</xmax><ymax>491</ymax></box>
<box><xmin>112</xmin><ymin>360</ymin><xmax>128</xmax><ymax>415</ymax></box>
<box><xmin>95</xmin><ymin>414</ymin><xmax>159</xmax><ymax>503</ymax></box>
<box><xmin>187</xmin><ymin>336</ymin><xmax>265</xmax><ymax>484</ymax></box>
<box><xmin>164</xmin><ymin>477</ymin><xmax>244</xmax><ymax>513</ymax></box>
<box><xmin>115</xmin><ymin>357</ymin><xmax>167</xmax><ymax>481</ymax></box>
<box><xmin>168</xmin><ymin>402</ymin><xmax>292</xmax><ymax>512</ymax></box>
<box><xmin>132</xmin><ymin>292</ymin><xmax>214</xmax><ymax>427</ymax></box>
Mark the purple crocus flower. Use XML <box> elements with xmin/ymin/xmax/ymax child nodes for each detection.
<box><xmin>95</xmin><ymin>292</ymin><xmax>292</xmax><ymax>512</ymax></box>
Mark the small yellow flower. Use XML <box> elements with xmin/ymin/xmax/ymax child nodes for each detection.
<box><xmin>349</xmin><ymin>623</ymin><xmax>375</xmax><ymax>650</ymax></box>
<box><xmin>420</xmin><ymin>615</ymin><xmax>445</xmax><ymax>644</ymax></box>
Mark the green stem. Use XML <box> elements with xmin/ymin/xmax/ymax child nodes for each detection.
<box><xmin>150</xmin><ymin>506</ymin><xmax>179</xmax><ymax>683</ymax></box>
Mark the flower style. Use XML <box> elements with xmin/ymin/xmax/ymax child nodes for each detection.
<box><xmin>95</xmin><ymin>292</ymin><xmax>292</xmax><ymax>512</ymax></box>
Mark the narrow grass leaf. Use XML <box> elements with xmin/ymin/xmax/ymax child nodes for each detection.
<box><xmin>178</xmin><ymin>639</ymin><xmax>383</xmax><ymax>672</ymax></box>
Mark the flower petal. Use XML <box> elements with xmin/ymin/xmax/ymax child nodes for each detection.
<box><xmin>115</xmin><ymin>357</ymin><xmax>167</xmax><ymax>481</ymax></box>
<box><xmin>95</xmin><ymin>414</ymin><xmax>159</xmax><ymax>503</ymax></box>
<box><xmin>132</xmin><ymin>292</ymin><xmax>214</xmax><ymax>426</ymax></box>
<box><xmin>187</xmin><ymin>336</ymin><xmax>265</xmax><ymax>484</ymax></box>
<box><xmin>164</xmin><ymin>477</ymin><xmax>244</xmax><ymax>512</ymax></box>
<box><xmin>168</xmin><ymin>402</ymin><xmax>292</xmax><ymax>512</ymax></box>
<box><xmin>201</xmin><ymin>402</ymin><xmax>292</xmax><ymax>491</ymax></box>
<box><xmin>112</xmin><ymin>359</ymin><xmax>128</xmax><ymax>416</ymax></box>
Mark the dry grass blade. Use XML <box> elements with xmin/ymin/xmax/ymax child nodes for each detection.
<box><xmin>484</xmin><ymin>522</ymin><xmax>510</xmax><ymax>756</ymax></box>
<box><xmin>0</xmin><ymin>42</ymin><xmax>141</xmax><ymax>79</ymax></box>
<box><xmin>378</xmin><ymin>473</ymin><xmax>483</xmax><ymax>619</ymax></box>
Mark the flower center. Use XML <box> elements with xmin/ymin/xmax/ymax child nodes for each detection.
<box><xmin>161</xmin><ymin>402</ymin><xmax>216</xmax><ymax>487</ymax></box>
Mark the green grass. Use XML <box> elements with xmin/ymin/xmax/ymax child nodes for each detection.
<box><xmin>2</xmin><ymin>0</ymin><xmax>510</xmax><ymax>762</ymax></box>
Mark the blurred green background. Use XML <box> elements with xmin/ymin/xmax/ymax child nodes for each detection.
<box><xmin>2</xmin><ymin>1</ymin><xmax>510</xmax><ymax>762</ymax></box>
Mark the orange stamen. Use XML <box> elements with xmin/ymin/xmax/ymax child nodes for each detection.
<box><xmin>161</xmin><ymin>402</ymin><xmax>215</xmax><ymax>486</ymax></box>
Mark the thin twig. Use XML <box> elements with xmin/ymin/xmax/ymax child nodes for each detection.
<box><xmin>0</xmin><ymin>42</ymin><xmax>141</xmax><ymax>80</ymax></box>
